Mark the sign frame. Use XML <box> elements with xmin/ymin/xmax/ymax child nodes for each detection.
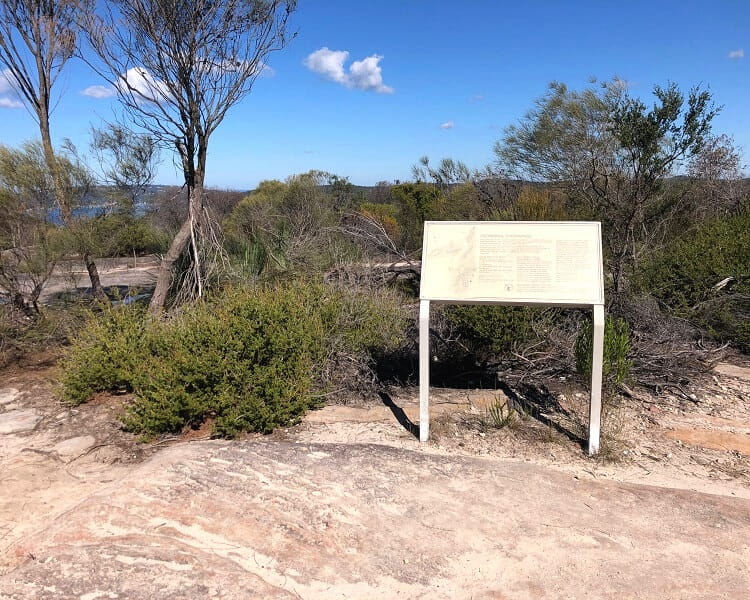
<box><xmin>418</xmin><ymin>221</ymin><xmax>605</xmax><ymax>455</ymax></box>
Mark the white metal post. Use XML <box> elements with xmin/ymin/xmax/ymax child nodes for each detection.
<box><xmin>588</xmin><ymin>303</ymin><xmax>605</xmax><ymax>455</ymax></box>
<box><xmin>419</xmin><ymin>299</ymin><xmax>431</xmax><ymax>442</ymax></box>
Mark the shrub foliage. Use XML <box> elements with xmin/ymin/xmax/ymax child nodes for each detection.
<box><xmin>441</xmin><ymin>305</ymin><xmax>546</xmax><ymax>363</ymax></box>
<box><xmin>61</xmin><ymin>281</ymin><xmax>407</xmax><ymax>437</ymax></box>
<box><xmin>575</xmin><ymin>316</ymin><xmax>632</xmax><ymax>387</ymax></box>
<box><xmin>636</xmin><ymin>211</ymin><xmax>750</xmax><ymax>350</ymax></box>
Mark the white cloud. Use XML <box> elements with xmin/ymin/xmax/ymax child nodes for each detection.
<box><xmin>78</xmin><ymin>68</ymin><xmax>169</xmax><ymax>104</ymax></box>
<box><xmin>348</xmin><ymin>55</ymin><xmax>393</xmax><ymax>93</ymax></box>
<box><xmin>0</xmin><ymin>97</ymin><xmax>23</xmax><ymax>109</ymax></box>
<box><xmin>0</xmin><ymin>69</ymin><xmax>23</xmax><ymax>109</ymax></box>
<box><xmin>118</xmin><ymin>67</ymin><xmax>170</xmax><ymax>103</ymax></box>
<box><xmin>469</xmin><ymin>94</ymin><xmax>484</xmax><ymax>103</ymax></box>
<box><xmin>440</xmin><ymin>121</ymin><xmax>455</xmax><ymax>130</ymax></box>
<box><xmin>304</xmin><ymin>47</ymin><xmax>394</xmax><ymax>94</ymax></box>
<box><xmin>258</xmin><ymin>62</ymin><xmax>275</xmax><ymax>77</ymax></box>
<box><xmin>304</xmin><ymin>47</ymin><xmax>348</xmax><ymax>83</ymax></box>
<box><xmin>728</xmin><ymin>48</ymin><xmax>744</xmax><ymax>59</ymax></box>
<box><xmin>81</xmin><ymin>84</ymin><xmax>117</xmax><ymax>99</ymax></box>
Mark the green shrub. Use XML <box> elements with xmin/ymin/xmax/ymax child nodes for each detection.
<box><xmin>59</xmin><ymin>303</ymin><xmax>149</xmax><ymax>404</ymax></box>
<box><xmin>110</xmin><ymin>216</ymin><xmax>170</xmax><ymax>255</ymax></box>
<box><xmin>575</xmin><ymin>316</ymin><xmax>632</xmax><ymax>387</ymax></box>
<box><xmin>694</xmin><ymin>296</ymin><xmax>750</xmax><ymax>353</ymax></box>
<box><xmin>127</xmin><ymin>286</ymin><xmax>324</xmax><ymax>436</ymax></box>
<box><xmin>636</xmin><ymin>211</ymin><xmax>750</xmax><ymax>311</ymax></box>
<box><xmin>497</xmin><ymin>186</ymin><xmax>568</xmax><ymax>221</ymax></box>
<box><xmin>1</xmin><ymin>303</ymin><xmax>88</xmax><ymax>368</ymax></box>
<box><xmin>60</xmin><ymin>281</ymin><xmax>408</xmax><ymax>437</ymax></box>
<box><xmin>391</xmin><ymin>182</ymin><xmax>445</xmax><ymax>250</ymax></box>
<box><xmin>358</xmin><ymin>202</ymin><xmax>401</xmax><ymax>240</ymax></box>
<box><xmin>441</xmin><ymin>305</ymin><xmax>545</xmax><ymax>363</ymax></box>
<box><xmin>63</xmin><ymin>214</ymin><xmax>169</xmax><ymax>260</ymax></box>
<box><xmin>636</xmin><ymin>211</ymin><xmax>750</xmax><ymax>350</ymax></box>
<box><xmin>485</xmin><ymin>396</ymin><xmax>516</xmax><ymax>429</ymax></box>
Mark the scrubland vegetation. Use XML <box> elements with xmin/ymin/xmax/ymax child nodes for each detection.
<box><xmin>1</xmin><ymin>1</ymin><xmax>747</xmax><ymax>439</ymax></box>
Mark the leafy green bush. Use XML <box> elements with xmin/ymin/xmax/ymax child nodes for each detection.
<box><xmin>65</xmin><ymin>214</ymin><xmax>169</xmax><ymax>258</ymax></box>
<box><xmin>110</xmin><ymin>216</ymin><xmax>170</xmax><ymax>255</ymax></box>
<box><xmin>441</xmin><ymin>305</ymin><xmax>545</xmax><ymax>363</ymax></box>
<box><xmin>497</xmin><ymin>186</ymin><xmax>568</xmax><ymax>221</ymax></box>
<box><xmin>358</xmin><ymin>202</ymin><xmax>401</xmax><ymax>240</ymax></box>
<box><xmin>127</xmin><ymin>287</ymin><xmax>323</xmax><ymax>436</ymax></box>
<box><xmin>636</xmin><ymin>212</ymin><xmax>750</xmax><ymax>310</ymax></box>
<box><xmin>224</xmin><ymin>174</ymin><xmax>360</xmax><ymax>278</ymax></box>
<box><xmin>694</xmin><ymin>296</ymin><xmax>750</xmax><ymax>353</ymax></box>
<box><xmin>59</xmin><ymin>303</ymin><xmax>149</xmax><ymax>404</ymax></box>
<box><xmin>391</xmin><ymin>182</ymin><xmax>445</xmax><ymax>250</ymax></box>
<box><xmin>575</xmin><ymin>316</ymin><xmax>632</xmax><ymax>387</ymax></box>
<box><xmin>60</xmin><ymin>281</ymin><xmax>408</xmax><ymax>437</ymax></box>
<box><xmin>636</xmin><ymin>211</ymin><xmax>750</xmax><ymax>350</ymax></box>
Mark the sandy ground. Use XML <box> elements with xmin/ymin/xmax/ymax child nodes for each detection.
<box><xmin>0</xmin><ymin>357</ymin><xmax>749</xmax><ymax>598</ymax></box>
<box><xmin>38</xmin><ymin>256</ymin><xmax>160</xmax><ymax>304</ymax></box>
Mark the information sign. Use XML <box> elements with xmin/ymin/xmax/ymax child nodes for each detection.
<box><xmin>418</xmin><ymin>221</ymin><xmax>605</xmax><ymax>455</ymax></box>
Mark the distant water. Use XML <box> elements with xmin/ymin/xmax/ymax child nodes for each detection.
<box><xmin>47</xmin><ymin>201</ymin><xmax>149</xmax><ymax>225</ymax></box>
<box><xmin>43</xmin><ymin>185</ymin><xmax>168</xmax><ymax>224</ymax></box>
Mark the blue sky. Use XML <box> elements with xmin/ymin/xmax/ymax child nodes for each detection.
<box><xmin>0</xmin><ymin>0</ymin><xmax>748</xmax><ymax>189</ymax></box>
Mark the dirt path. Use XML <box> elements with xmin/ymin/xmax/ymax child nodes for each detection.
<box><xmin>38</xmin><ymin>256</ymin><xmax>159</xmax><ymax>304</ymax></box>
<box><xmin>0</xmin><ymin>363</ymin><xmax>749</xmax><ymax>598</ymax></box>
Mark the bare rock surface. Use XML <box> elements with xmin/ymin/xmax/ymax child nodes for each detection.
<box><xmin>0</xmin><ymin>389</ymin><xmax>19</xmax><ymax>406</ymax></box>
<box><xmin>1</xmin><ymin>360</ymin><xmax>749</xmax><ymax>599</ymax></box>
<box><xmin>51</xmin><ymin>435</ymin><xmax>97</xmax><ymax>459</ymax></box>
<box><xmin>0</xmin><ymin>410</ymin><xmax>41</xmax><ymax>434</ymax></box>
<box><xmin>715</xmin><ymin>362</ymin><xmax>750</xmax><ymax>381</ymax></box>
<box><xmin>1</xmin><ymin>440</ymin><xmax>749</xmax><ymax>599</ymax></box>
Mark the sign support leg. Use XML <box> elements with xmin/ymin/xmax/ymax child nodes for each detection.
<box><xmin>588</xmin><ymin>303</ymin><xmax>605</xmax><ymax>455</ymax></box>
<box><xmin>419</xmin><ymin>299</ymin><xmax>430</xmax><ymax>442</ymax></box>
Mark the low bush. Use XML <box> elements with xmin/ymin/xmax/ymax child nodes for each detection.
<box><xmin>440</xmin><ymin>304</ymin><xmax>547</xmax><ymax>364</ymax></box>
<box><xmin>635</xmin><ymin>211</ymin><xmax>750</xmax><ymax>351</ymax></box>
<box><xmin>109</xmin><ymin>216</ymin><xmax>170</xmax><ymax>255</ymax></box>
<box><xmin>59</xmin><ymin>302</ymin><xmax>149</xmax><ymax>404</ymax></box>
<box><xmin>60</xmin><ymin>281</ymin><xmax>408</xmax><ymax>437</ymax></box>
<box><xmin>575</xmin><ymin>316</ymin><xmax>632</xmax><ymax>388</ymax></box>
<box><xmin>1</xmin><ymin>304</ymin><xmax>87</xmax><ymax>368</ymax></box>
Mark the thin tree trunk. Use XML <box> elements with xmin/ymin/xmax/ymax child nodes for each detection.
<box><xmin>148</xmin><ymin>184</ymin><xmax>203</xmax><ymax>313</ymax></box>
<box><xmin>87</xmin><ymin>261</ymin><xmax>107</xmax><ymax>302</ymax></box>
<box><xmin>84</xmin><ymin>253</ymin><xmax>108</xmax><ymax>302</ymax></box>
<box><xmin>39</xmin><ymin>105</ymin><xmax>109</xmax><ymax>302</ymax></box>
<box><xmin>11</xmin><ymin>291</ymin><xmax>36</xmax><ymax>317</ymax></box>
<box><xmin>38</xmin><ymin>108</ymin><xmax>74</xmax><ymax>224</ymax></box>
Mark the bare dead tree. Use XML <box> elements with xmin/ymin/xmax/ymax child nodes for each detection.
<box><xmin>0</xmin><ymin>0</ymin><xmax>107</xmax><ymax>301</ymax></box>
<box><xmin>80</xmin><ymin>0</ymin><xmax>297</xmax><ymax>312</ymax></box>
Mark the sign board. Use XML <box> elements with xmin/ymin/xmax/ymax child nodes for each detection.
<box><xmin>420</xmin><ymin>221</ymin><xmax>604</xmax><ymax>305</ymax></box>
<box><xmin>418</xmin><ymin>221</ymin><xmax>605</xmax><ymax>455</ymax></box>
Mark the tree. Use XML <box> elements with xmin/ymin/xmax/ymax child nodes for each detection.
<box><xmin>495</xmin><ymin>79</ymin><xmax>720</xmax><ymax>292</ymax></box>
<box><xmin>0</xmin><ymin>0</ymin><xmax>88</xmax><ymax>212</ymax></box>
<box><xmin>90</xmin><ymin>123</ymin><xmax>160</xmax><ymax>213</ymax></box>
<box><xmin>412</xmin><ymin>156</ymin><xmax>471</xmax><ymax>191</ymax></box>
<box><xmin>0</xmin><ymin>142</ymin><xmax>86</xmax><ymax>314</ymax></box>
<box><xmin>0</xmin><ymin>0</ymin><xmax>107</xmax><ymax>300</ymax></box>
<box><xmin>687</xmin><ymin>134</ymin><xmax>747</xmax><ymax>217</ymax></box>
<box><xmin>81</xmin><ymin>0</ymin><xmax>297</xmax><ymax>312</ymax></box>
<box><xmin>391</xmin><ymin>182</ymin><xmax>444</xmax><ymax>251</ymax></box>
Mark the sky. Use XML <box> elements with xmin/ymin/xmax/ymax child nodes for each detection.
<box><xmin>0</xmin><ymin>0</ymin><xmax>748</xmax><ymax>190</ymax></box>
